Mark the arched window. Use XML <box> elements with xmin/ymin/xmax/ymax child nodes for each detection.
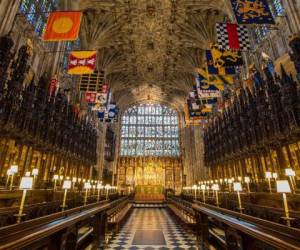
<box><xmin>120</xmin><ymin>104</ymin><xmax>180</xmax><ymax>157</ymax></box>
<box><xmin>253</xmin><ymin>0</ymin><xmax>284</xmax><ymax>43</ymax></box>
<box><xmin>20</xmin><ymin>0</ymin><xmax>58</xmax><ymax>35</ymax></box>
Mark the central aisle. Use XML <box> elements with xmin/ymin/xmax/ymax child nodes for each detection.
<box><xmin>106</xmin><ymin>208</ymin><xmax>198</xmax><ymax>250</ymax></box>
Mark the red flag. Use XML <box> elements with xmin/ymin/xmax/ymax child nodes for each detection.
<box><xmin>68</xmin><ymin>51</ymin><xmax>97</xmax><ymax>74</ymax></box>
<box><xmin>216</xmin><ymin>23</ymin><xmax>250</xmax><ymax>51</ymax></box>
<box><xmin>84</xmin><ymin>92</ymin><xmax>97</xmax><ymax>103</ymax></box>
<box><xmin>48</xmin><ymin>76</ymin><xmax>59</xmax><ymax>97</ymax></box>
<box><xmin>43</xmin><ymin>11</ymin><xmax>82</xmax><ymax>41</ymax></box>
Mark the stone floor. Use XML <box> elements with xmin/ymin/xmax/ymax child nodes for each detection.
<box><xmin>105</xmin><ymin>208</ymin><xmax>199</xmax><ymax>250</ymax></box>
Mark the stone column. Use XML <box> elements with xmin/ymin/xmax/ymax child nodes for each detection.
<box><xmin>95</xmin><ymin>123</ymin><xmax>107</xmax><ymax>180</ymax></box>
<box><xmin>0</xmin><ymin>0</ymin><xmax>21</xmax><ymax>35</ymax></box>
<box><xmin>284</xmin><ymin>0</ymin><xmax>300</xmax><ymax>34</ymax></box>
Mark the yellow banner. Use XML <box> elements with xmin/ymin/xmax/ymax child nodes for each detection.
<box><xmin>43</xmin><ymin>11</ymin><xmax>82</xmax><ymax>41</ymax></box>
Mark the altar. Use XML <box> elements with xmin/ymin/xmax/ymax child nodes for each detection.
<box><xmin>117</xmin><ymin>156</ymin><xmax>183</xmax><ymax>200</ymax></box>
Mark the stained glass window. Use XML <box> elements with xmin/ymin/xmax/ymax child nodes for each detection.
<box><xmin>271</xmin><ymin>0</ymin><xmax>284</xmax><ymax>16</ymax></box>
<box><xmin>19</xmin><ymin>0</ymin><xmax>58</xmax><ymax>35</ymax></box>
<box><xmin>63</xmin><ymin>39</ymin><xmax>81</xmax><ymax>69</ymax></box>
<box><xmin>254</xmin><ymin>0</ymin><xmax>284</xmax><ymax>43</ymax></box>
<box><xmin>120</xmin><ymin>104</ymin><xmax>180</xmax><ymax>156</ymax></box>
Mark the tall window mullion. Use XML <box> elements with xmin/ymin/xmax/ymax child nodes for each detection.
<box><xmin>20</xmin><ymin>0</ymin><xmax>58</xmax><ymax>36</ymax></box>
<box><xmin>120</xmin><ymin>104</ymin><xmax>180</xmax><ymax>157</ymax></box>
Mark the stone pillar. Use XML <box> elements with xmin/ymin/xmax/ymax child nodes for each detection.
<box><xmin>284</xmin><ymin>0</ymin><xmax>300</xmax><ymax>34</ymax></box>
<box><xmin>0</xmin><ymin>0</ymin><xmax>21</xmax><ymax>35</ymax></box>
<box><xmin>95</xmin><ymin>123</ymin><xmax>107</xmax><ymax>180</ymax></box>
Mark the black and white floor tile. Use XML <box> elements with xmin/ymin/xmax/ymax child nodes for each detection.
<box><xmin>105</xmin><ymin>208</ymin><xmax>199</xmax><ymax>250</ymax></box>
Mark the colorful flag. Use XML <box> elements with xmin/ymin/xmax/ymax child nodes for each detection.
<box><xmin>231</xmin><ymin>0</ymin><xmax>275</xmax><ymax>24</ymax></box>
<box><xmin>197</xmin><ymin>68</ymin><xmax>233</xmax><ymax>88</ymax></box>
<box><xmin>107</xmin><ymin>103</ymin><xmax>119</xmax><ymax>122</ymax></box>
<box><xmin>184</xmin><ymin>104</ymin><xmax>204</xmax><ymax>126</ymax></box>
<box><xmin>97</xmin><ymin>103</ymin><xmax>119</xmax><ymax>123</ymax></box>
<box><xmin>209</xmin><ymin>45</ymin><xmax>243</xmax><ymax>68</ymax></box>
<box><xmin>206</xmin><ymin>50</ymin><xmax>236</xmax><ymax>75</ymax></box>
<box><xmin>68</xmin><ymin>51</ymin><xmax>96</xmax><ymax>75</ymax></box>
<box><xmin>196</xmin><ymin>81</ymin><xmax>221</xmax><ymax>99</ymax></box>
<box><xmin>43</xmin><ymin>11</ymin><xmax>82</xmax><ymax>41</ymax></box>
<box><xmin>84</xmin><ymin>92</ymin><xmax>97</xmax><ymax>103</ymax></box>
<box><xmin>216</xmin><ymin>23</ymin><xmax>250</xmax><ymax>51</ymax></box>
<box><xmin>96</xmin><ymin>106</ymin><xmax>107</xmax><ymax>115</ymax></box>
<box><xmin>187</xmin><ymin>98</ymin><xmax>215</xmax><ymax>117</ymax></box>
<box><xmin>73</xmin><ymin>103</ymin><xmax>80</xmax><ymax>116</ymax></box>
<box><xmin>48</xmin><ymin>75</ymin><xmax>59</xmax><ymax>97</ymax></box>
<box><xmin>96</xmin><ymin>92</ymin><xmax>109</xmax><ymax>105</ymax></box>
<box><xmin>101</xmin><ymin>83</ymin><xmax>109</xmax><ymax>93</ymax></box>
<box><xmin>79</xmin><ymin>71</ymin><xmax>105</xmax><ymax>92</ymax></box>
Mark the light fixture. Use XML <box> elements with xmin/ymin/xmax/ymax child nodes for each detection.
<box><xmin>277</xmin><ymin>180</ymin><xmax>291</xmax><ymax>193</ymax></box>
<box><xmin>265</xmin><ymin>171</ymin><xmax>272</xmax><ymax>193</ymax></box>
<box><xmin>31</xmin><ymin>168</ymin><xmax>38</xmax><ymax>187</ymax></box>
<box><xmin>105</xmin><ymin>184</ymin><xmax>111</xmax><ymax>200</ymax></box>
<box><xmin>92</xmin><ymin>185</ymin><xmax>96</xmax><ymax>195</ymax></box>
<box><xmin>72</xmin><ymin>177</ymin><xmax>77</xmax><ymax>189</ymax></box>
<box><xmin>244</xmin><ymin>176</ymin><xmax>250</xmax><ymax>193</ymax></box>
<box><xmin>276</xmin><ymin>180</ymin><xmax>292</xmax><ymax>227</ymax></box>
<box><xmin>84</xmin><ymin>182</ymin><xmax>91</xmax><ymax>205</ymax></box>
<box><xmin>233</xmin><ymin>182</ymin><xmax>242</xmax><ymax>191</ymax></box>
<box><xmin>228</xmin><ymin>179</ymin><xmax>233</xmax><ymax>192</ymax></box>
<box><xmin>200</xmin><ymin>184</ymin><xmax>206</xmax><ymax>203</ymax></box>
<box><xmin>285</xmin><ymin>168</ymin><xmax>296</xmax><ymax>192</ymax></box>
<box><xmin>9</xmin><ymin>165</ymin><xmax>18</xmax><ymax>191</ymax></box>
<box><xmin>97</xmin><ymin>183</ymin><xmax>103</xmax><ymax>202</ymax></box>
<box><xmin>84</xmin><ymin>182</ymin><xmax>92</xmax><ymax>189</ymax></box>
<box><xmin>233</xmin><ymin>182</ymin><xmax>243</xmax><ymax>213</ymax></box>
<box><xmin>53</xmin><ymin>174</ymin><xmax>59</xmax><ymax>190</ymax></box>
<box><xmin>272</xmin><ymin>172</ymin><xmax>278</xmax><ymax>180</ymax></box>
<box><xmin>265</xmin><ymin>171</ymin><xmax>272</xmax><ymax>178</ymax></box>
<box><xmin>25</xmin><ymin>171</ymin><xmax>31</xmax><ymax>177</ymax></box>
<box><xmin>6</xmin><ymin>169</ymin><xmax>12</xmax><ymax>187</ymax></box>
<box><xmin>212</xmin><ymin>184</ymin><xmax>220</xmax><ymax>207</ymax></box>
<box><xmin>10</xmin><ymin>165</ymin><xmax>18</xmax><ymax>174</ymax></box>
<box><xmin>6</xmin><ymin>169</ymin><xmax>12</xmax><ymax>176</ymax></box>
<box><xmin>16</xmin><ymin>177</ymin><xmax>33</xmax><ymax>223</ymax></box>
<box><xmin>192</xmin><ymin>184</ymin><xmax>197</xmax><ymax>200</ymax></box>
<box><xmin>31</xmin><ymin>168</ymin><xmax>38</xmax><ymax>176</ymax></box>
<box><xmin>285</xmin><ymin>168</ymin><xmax>295</xmax><ymax>177</ymax></box>
<box><xmin>206</xmin><ymin>185</ymin><xmax>210</xmax><ymax>197</ymax></box>
<box><xmin>20</xmin><ymin>177</ymin><xmax>33</xmax><ymax>189</ymax></box>
<box><xmin>61</xmin><ymin>180</ymin><xmax>71</xmax><ymax>211</ymax></box>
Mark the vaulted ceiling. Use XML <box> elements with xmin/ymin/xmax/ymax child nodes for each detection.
<box><xmin>62</xmin><ymin>0</ymin><xmax>231</xmax><ymax>111</ymax></box>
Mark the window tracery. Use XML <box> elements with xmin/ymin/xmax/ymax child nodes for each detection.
<box><xmin>120</xmin><ymin>104</ymin><xmax>180</xmax><ymax>156</ymax></box>
<box><xmin>20</xmin><ymin>0</ymin><xmax>57</xmax><ymax>35</ymax></box>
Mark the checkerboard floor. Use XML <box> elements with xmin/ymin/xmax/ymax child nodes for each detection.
<box><xmin>105</xmin><ymin>208</ymin><xmax>199</xmax><ymax>250</ymax></box>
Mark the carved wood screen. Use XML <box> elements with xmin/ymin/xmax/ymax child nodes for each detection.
<box><xmin>117</xmin><ymin>156</ymin><xmax>183</xmax><ymax>194</ymax></box>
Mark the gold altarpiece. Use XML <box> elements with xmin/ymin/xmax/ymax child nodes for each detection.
<box><xmin>117</xmin><ymin>156</ymin><xmax>183</xmax><ymax>196</ymax></box>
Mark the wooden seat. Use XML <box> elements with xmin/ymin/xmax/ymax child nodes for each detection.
<box><xmin>107</xmin><ymin>201</ymin><xmax>133</xmax><ymax>234</ymax></box>
<box><xmin>168</xmin><ymin>203</ymin><xmax>195</xmax><ymax>226</ymax></box>
<box><xmin>167</xmin><ymin>198</ymin><xmax>196</xmax><ymax>228</ymax></box>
